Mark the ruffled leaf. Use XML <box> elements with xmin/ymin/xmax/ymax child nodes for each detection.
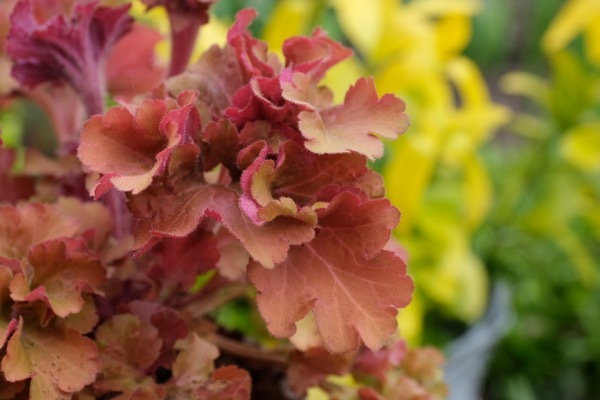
<box><xmin>6</xmin><ymin>0</ymin><xmax>133</xmax><ymax>114</ymax></box>
<box><xmin>283</xmin><ymin>73</ymin><xmax>409</xmax><ymax>160</ymax></box>
<box><xmin>94</xmin><ymin>314</ymin><xmax>162</xmax><ymax>394</ymax></box>
<box><xmin>248</xmin><ymin>191</ymin><xmax>413</xmax><ymax>353</ymax></box>
<box><xmin>10</xmin><ymin>239</ymin><xmax>105</xmax><ymax>318</ymax></box>
<box><xmin>2</xmin><ymin>318</ymin><xmax>99</xmax><ymax>400</ymax></box>
<box><xmin>78</xmin><ymin>91</ymin><xmax>200</xmax><ymax>196</ymax></box>
<box><xmin>283</xmin><ymin>28</ymin><xmax>353</xmax><ymax>82</ymax></box>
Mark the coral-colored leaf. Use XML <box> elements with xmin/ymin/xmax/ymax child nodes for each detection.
<box><xmin>248</xmin><ymin>191</ymin><xmax>413</xmax><ymax>353</ymax></box>
<box><xmin>195</xmin><ymin>365</ymin><xmax>252</xmax><ymax>400</ymax></box>
<box><xmin>7</xmin><ymin>0</ymin><xmax>133</xmax><ymax>114</ymax></box>
<box><xmin>2</xmin><ymin>318</ymin><xmax>99</xmax><ymax>399</ymax></box>
<box><xmin>166</xmin><ymin>45</ymin><xmax>244</xmax><ymax>115</ymax></box>
<box><xmin>287</xmin><ymin>347</ymin><xmax>353</xmax><ymax>395</ymax></box>
<box><xmin>283</xmin><ymin>28</ymin><xmax>353</xmax><ymax>82</ymax></box>
<box><xmin>106</xmin><ymin>23</ymin><xmax>165</xmax><ymax>98</ymax></box>
<box><xmin>227</xmin><ymin>8</ymin><xmax>280</xmax><ymax>79</ymax></box>
<box><xmin>149</xmin><ymin>229</ymin><xmax>219</xmax><ymax>291</ymax></box>
<box><xmin>125</xmin><ymin>301</ymin><xmax>189</xmax><ymax>368</ymax></box>
<box><xmin>272</xmin><ymin>140</ymin><xmax>371</xmax><ymax>204</ymax></box>
<box><xmin>94</xmin><ymin>314</ymin><xmax>162</xmax><ymax>393</ymax></box>
<box><xmin>172</xmin><ymin>334</ymin><xmax>218</xmax><ymax>387</ymax></box>
<box><xmin>10</xmin><ymin>239</ymin><xmax>105</xmax><ymax>318</ymax></box>
<box><xmin>283</xmin><ymin>74</ymin><xmax>409</xmax><ymax>160</ymax></box>
<box><xmin>0</xmin><ymin>202</ymin><xmax>79</xmax><ymax>261</ymax></box>
<box><xmin>239</xmin><ymin>143</ymin><xmax>318</xmax><ymax>225</ymax></box>
<box><xmin>78</xmin><ymin>92</ymin><xmax>199</xmax><ymax>196</ymax></box>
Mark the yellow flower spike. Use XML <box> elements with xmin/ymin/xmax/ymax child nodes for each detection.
<box><xmin>330</xmin><ymin>0</ymin><xmax>384</xmax><ymax>55</ymax></box>
<box><xmin>560</xmin><ymin>122</ymin><xmax>600</xmax><ymax>171</ymax></box>
<box><xmin>445</xmin><ymin>57</ymin><xmax>511</xmax><ymax>145</ymax></box>
<box><xmin>407</xmin><ymin>0</ymin><xmax>482</xmax><ymax>16</ymax></box>
<box><xmin>584</xmin><ymin>18</ymin><xmax>600</xmax><ymax>65</ymax></box>
<box><xmin>542</xmin><ymin>0</ymin><xmax>600</xmax><ymax>54</ymax></box>
<box><xmin>385</xmin><ymin>135</ymin><xmax>438</xmax><ymax>234</ymax></box>
<box><xmin>461</xmin><ymin>155</ymin><xmax>492</xmax><ymax>229</ymax></box>
<box><xmin>262</xmin><ymin>0</ymin><xmax>317</xmax><ymax>55</ymax></box>
<box><xmin>418</xmin><ymin>225</ymin><xmax>489</xmax><ymax>322</ymax></box>
<box><xmin>435</xmin><ymin>14</ymin><xmax>473</xmax><ymax>60</ymax></box>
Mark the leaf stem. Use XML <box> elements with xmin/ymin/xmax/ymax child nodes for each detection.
<box><xmin>182</xmin><ymin>283</ymin><xmax>249</xmax><ymax>318</ymax></box>
<box><xmin>212</xmin><ymin>333</ymin><xmax>290</xmax><ymax>366</ymax></box>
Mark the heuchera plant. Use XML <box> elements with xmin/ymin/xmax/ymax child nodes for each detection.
<box><xmin>0</xmin><ymin>1</ymin><xmax>446</xmax><ymax>398</ymax></box>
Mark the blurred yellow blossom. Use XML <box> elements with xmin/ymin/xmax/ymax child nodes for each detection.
<box><xmin>542</xmin><ymin>0</ymin><xmax>600</xmax><ymax>65</ymax></box>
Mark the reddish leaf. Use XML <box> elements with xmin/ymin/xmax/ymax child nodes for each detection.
<box><xmin>239</xmin><ymin>143</ymin><xmax>318</xmax><ymax>225</ymax></box>
<box><xmin>125</xmin><ymin>301</ymin><xmax>189</xmax><ymax>368</ymax></box>
<box><xmin>224</xmin><ymin>76</ymin><xmax>299</xmax><ymax>129</ymax></box>
<box><xmin>94</xmin><ymin>314</ymin><xmax>162</xmax><ymax>393</ymax></box>
<box><xmin>52</xmin><ymin>197</ymin><xmax>113</xmax><ymax>254</ymax></box>
<box><xmin>272</xmin><ymin>140</ymin><xmax>371</xmax><ymax>204</ymax></box>
<box><xmin>0</xmin><ymin>144</ymin><xmax>35</xmax><ymax>204</ymax></box>
<box><xmin>227</xmin><ymin>9</ymin><xmax>280</xmax><ymax>79</ymax></box>
<box><xmin>195</xmin><ymin>366</ymin><xmax>251</xmax><ymax>400</ymax></box>
<box><xmin>166</xmin><ymin>45</ymin><xmax>244</xmax><ymax>116</ymax></box>
<box><xmin>282</xmin><ymin>74</ymin><xmax>409</xmax><ymax>160</ymax></box>
<box><xmin>59</xmin><ymin>294</ymin><xmax>99</xmax><ymax>335</ymax></box>
<box><xmin>2</xmin><ymin>318</ymin><xmax>100</xmax><ymax>399</ymax></box>
<box><xmin>0</xmin><ymin>202</ymin><xmax>79</xmax><ymax>262</ymax></box>
<box><xmin>248</xmin><ymin>191</ymin><xmax>414</xmax><ymax>353</ymax></box>
<box><xmin>353</xmin><ymin>340</ymin><xmax>408</xmax><ymax>383</ymax></box>
<box><xmin>10</xmin><ymin>239</ymin><xmax>105</xmax><ymax>318</ymax></box>
<box><xmin>283</xmin><ymin>28</ymin><xmax>353</xmax><ymax>82</ymax></box>
<box><xmin>106</xmin><ymin>23</ymin><xmax>165</xmax><ymax>98</ymax></box>
<box><xmin>403</xmin><ymin>347</ymin><xmax>446</xmax><ymax>383</ymax></box>
<box><xmin>172</xmin><ymin>334</ymin><xmax>219</xmax><ymax>388</ymax></box>
<box><xmin>214</xmin><ymin>228</ymin><xmax>250</xmax><ymax>281</ymax></box>
<box><xmin>0</xmin><ymin>373</ymin><xmax>26</xmax><ymax>400</ymax></box>
<box><xmin>202</xmin><ymin>119</ymin><xmax>242</xmax><ymax>175</ymax></box>
<box><xmin>145</xmin><ymin>226</ymin><xmax>220</xmax><ymax>292</ymax></box>
<box><xmin>287</xmin><ymin>347</ymin><xmax>353</xmax><ymax>395</ymax></box>
<box><xmin>78</xmin><ymin>91</ymin><xmax>200</xmax><ymax>196</ymax></box>
<box><xmin>6</xmin><ymin>0</ymin><xmax>133</xmax><ymax>114</ymax></box>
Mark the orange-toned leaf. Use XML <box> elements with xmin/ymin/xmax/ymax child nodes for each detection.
<box><xmin>248</xmin><ymin>191</ymin><xmax>413</xmax><ymax>353</ymax></box>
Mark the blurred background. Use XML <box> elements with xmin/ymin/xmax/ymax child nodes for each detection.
<box><xmin>1</xmin><ymin>0</ymin><xmax>599</xmax><ymax>399</ymax></box>
<box><xmin>200</xmin><ymin>0</ymin><xmax>599</xmax><ymax>399</ymax></box>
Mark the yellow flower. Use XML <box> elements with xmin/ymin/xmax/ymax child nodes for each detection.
<box><xmin>542</xmin><ymin>0</ymin><xmax>600</xmax><ymax>65</ymax></box>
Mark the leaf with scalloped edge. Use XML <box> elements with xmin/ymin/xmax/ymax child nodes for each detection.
<box><xmin>248</xmin><ymin>191</ymin><xmax>413</xmax><ymax>353</ymax></box>
<box><xmin>239</xmin><ymin>143</ymin><xmax>318</xmax><ymax>225</ymax></box>
<box><xmin>94</xmin><ymin>314</ymin><xmax>162</xmax><ymax>394</ymax></box>
<box><xmin>9</xmin><ymin>239</ymin><xmax>105</xmax><ymax>318</ymax></box>
<box><xmin>0</xmin><ymin>203</ymin><xmax>79</xmax><ymax>262</ymax></box>
<box><xmin>226</xmin><ymin>8</ymin><xmax>280</xmax><ymax>79</ymax></box>
<box><xmin>282</xmin><ymin>73</ymin><xmax>409</xmax><ymax>160</ymax></box>
<box><xmin>2</xmin><ymin>318</ymin><xmax>99</xmax><ymax>400</ymax></box>
<box><xmin>78</xmin><ymin>91</ymin><xmax>199</xmax><ymax>196</ymax></box>
<box><xmin>283</xmin><ymin>28</ymin><xmax>353</xmax><ymax>82</ymax></box>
